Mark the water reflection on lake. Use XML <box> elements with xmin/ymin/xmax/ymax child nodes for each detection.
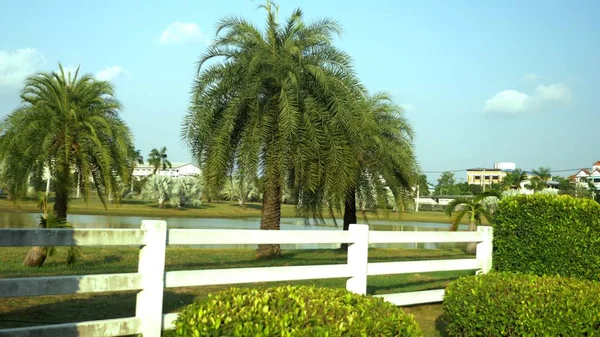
<box><xmin>0</xmin><ymin>212</ymin><xmax>468</xmax><ymax>250</ymax></box>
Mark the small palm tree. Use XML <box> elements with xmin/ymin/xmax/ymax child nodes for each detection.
<box><xmin>23</xmin><ymin>193</ymin><xmax>82</xmax><ymax>267</ymax></box>
<box><xmin>445</xmin><ymin>191</ymin><xmax>500</xmax><ymax>254</ymax></box>
<box><xmin>148</xmin><ymin>147</ymin><xmax>172</xmax><ymax>174</ymax></box>
<box><xmin>170</xmin><ymin>177</ymin><xmax>202</xmax><ymax>208</ymax></box>
<box><xmin>140</xmin><ymin>175</ymin><xmax>173</xmax><ymax>208</ymax></box>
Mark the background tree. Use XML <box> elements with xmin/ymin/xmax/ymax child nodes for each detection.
<box><xmin>501</xmin><ymin>169</ymin><xmax>528</xmax><ymax>190</ymax></box>
<box><xmin>527</xmin><ymin>167</ymin><xmax>552</xmax><ymax>192</ymax></box>
<box><xmin>148</xmin><ymin>146</ymin><xmax>172</xmax><ymax>174</ymax></box>
<box><xmin>417</xmin><ymin>174</ymin><xmax>431</xmax><ymax>197</ymax></box>
<box><xmin>445</xmin><ymin>191</ymin><xmax>499</xmax><ymax>254</ymax></box>
<box><xmin>222</xmin><ymin>174</ymin><xmax>262</xmax><ymax>207</ymax></box>
<box><xmin>0</xmin><ymin>64</ymin><xmax>133</xmax><ymax>220</ymax></box>
<box><xmin>170</xmin><ymin>177</ymin><xmax>203</xmax><ymax>208</ymax></box>
<box><xmin>340</xmin><ymin>93</ymin><xmax>417</xmax><ymax>251</ymax></box>
<box><xmin>140</xmin><ymin>175</ymin><xmax>172</xmax><ymax>208</ymax></box>
<box><xmin>129</xmin><ymin>149</ymin><xmax>144</xmax><ymax>192</ymax></box>
<box><xmin>435</xmin><ymin>171</ymin><xmax>456</xmax><ymax>195</ymax></box>
<box><xmin>182</xmin><ymin>3</ymin><xmax>367</xmax><ymax>258</ymax></box>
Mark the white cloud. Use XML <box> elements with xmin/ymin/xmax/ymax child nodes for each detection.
<box><xmin>95</xmin><ymin>66</ymin><xmax>127</xmax><ymax>81</ymax></box>
<box><xmin>158</xmin><ymin>22</ymin><xmax>207</xmax><ymax>45</ymax></box>
<box><xmin>534</xmin><ymin>83</ymin><xmax>571</xmax><ymax>103</ymax></box>
<box><xmin>484</xmin><ymin>83</ymin><xmax>572</xmax><ymax>114</ymax></box>
<box><xmin>523</xmin><ymin>73</ymin><xmax>538</xmax><ymax>81</ymax></box>
<box><xmin>0</xmin><ymin>48</ymin><xmax>46</xmax><ymax>88</ymax></box>
<box><xmin>399</xmin><ymin>103</ymin><xmax>416</xmax><ymax>112</ymax></box>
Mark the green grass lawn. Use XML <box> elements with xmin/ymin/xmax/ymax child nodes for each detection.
<box><xmin>0</xmin><ymin>247</ymin><xmax>470</xmax><ymax>336</ymax></box>
<box><xmin>0</xmin><ymin>196</ymin><xmax>465</xmax><ymax>225</ymax></box>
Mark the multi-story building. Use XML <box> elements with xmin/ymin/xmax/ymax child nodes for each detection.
<box><xmin>466</xmin><ymin>162</ymin><xmax>515</xmax><ymax>187</ymax></box>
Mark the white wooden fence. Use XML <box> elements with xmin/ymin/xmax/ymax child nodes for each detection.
<box><xmin>0</xmin><ymin>221</ymin><xmax>493</xmax><ymax>337</ymax></box>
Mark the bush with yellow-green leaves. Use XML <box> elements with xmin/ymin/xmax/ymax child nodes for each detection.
<box><xmin>174</xmin><ymin>285</ymin><xmax>422</xmax><ymax>336</ymax></box>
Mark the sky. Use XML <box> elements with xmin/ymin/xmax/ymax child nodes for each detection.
<box><xmin>1</xmin><ymin>0</ymin><xmax>599</xmax><ymax>183</ymax></box>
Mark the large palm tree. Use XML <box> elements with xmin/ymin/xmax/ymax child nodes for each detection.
<box><xmin>0</xmin><ymin>64</ymin><xmax>133</xmax><ymax>220</ymax></box>
<box><xmin>445</xmin><ymin>191</ymin><xmax>500</xmax><ymax>254</ymax></box>
<box><xmin>182</xmin><ymin>2</ymin><xmax>365</xmax><ymax>258</ymax></box>
<box><xmin>148</xmin><ymin>147</ymin><xmax>172</xmax><ymax>174</ymax></box>
<box><xmin>341</xmin><ymin>93</ymin><xmax>417</xmax><ymax>251</ymax></box>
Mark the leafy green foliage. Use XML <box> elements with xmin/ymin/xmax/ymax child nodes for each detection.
<box><xmin>175</xmin><ymin>285</ymin><xmax>422</xmax><ymax>337</ymax></box>
<box><xmin>434</xmin><ymin>172</ymin><xmax>455</xmax><ymax>195</ymax></box>
<box><xmin>443</xmin><ymin>272</ymin><xmax>600</xmax><ymax>336</ymax></box>
<box><xmin>493</xmin><ymin>194</ymin><xmax>600</xmax><ymax>280</ymax></box>
<box><xmin>417</xmin><ymin>174</ymin><xmax>430</xmax><ymax>196</ymax></box>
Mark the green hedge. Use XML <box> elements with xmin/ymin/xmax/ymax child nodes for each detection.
<box><xmin>174</xmin><ymin>285</ymin><xmax>422</xmax><ymax>337</ymax></box>
<box><xmin>444</xmin><ymin>272</ymin><xmax>600</xmax><ymax>336</ymax></box>
<box><xmin>493</xmin><ymin>193</ymin><xmax>600</xmax><ymax>280</ymax></box>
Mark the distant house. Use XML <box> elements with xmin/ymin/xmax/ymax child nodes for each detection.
<box><xmin>466</xmin><ymin>162</ymin><xmax>515</xmax><ymax>187</ymax></box>
<box><xmin>569</xmin><ymin>161</ymin><xmax>600</xmax><ymax>189</ymax></box>
<box><xmin>133</xmin><ymin>162</ymin><xmax>201</xmax><ymax>180</ymax></box>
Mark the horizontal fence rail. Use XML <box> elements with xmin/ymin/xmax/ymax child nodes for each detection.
<box><xmin>0</xmin><ymin>220</ymin><xmax>493</xmax><ymax>337</ymax></box>
<box><xmin>167</xmin><ymin>228</ymin><xmax>354</xmax><ymax>245</ymax></box>
<box><xmin>0</xmin><ymin>228</ymin><xmax>145</xmax><ymax>247</ymax></box>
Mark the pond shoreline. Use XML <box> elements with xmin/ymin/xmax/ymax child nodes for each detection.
<box><xmin>0</xmin><ymin>198</ymin><xmax>458</xmax><ymax>224</ymax></box>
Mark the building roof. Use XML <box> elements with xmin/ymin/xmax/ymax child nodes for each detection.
<box><xmin>593</xmin><ymin>161</ymin><xmax>600</xmax><ymax>166</ymax></box>
<box><xmin>466</xmin><ymin>168</ymin><xmax>502</xmax><ymax>171</ymax></box>
<box><xmin>135</xmin><ymin>162</ymin><xmax>199</xmax><ymax>170</ymax></box>
<box><xmin>575</xmin><ymin>168</ymin><xmax>591</xmax><ymax>176</ymax></box>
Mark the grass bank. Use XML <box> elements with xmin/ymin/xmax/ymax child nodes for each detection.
<box><xmin>0</xmin><ymin>197</ymin><xmax>460</xmax><ymax>224</ymax></box>
<box><xmin>0</xmin><ymin>247</ymin><xmax>471</xmax><ymax>336</ymax></box>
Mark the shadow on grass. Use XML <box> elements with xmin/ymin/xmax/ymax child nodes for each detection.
<box><xmin>435</xmin><ymin>313</ymin><xmax>450</xmax><ymax>337</ymax></box>
<box><xmin>0</xmin><ymin>291</ymin><xmax>195</xmax><ymax>330</ymax></box>
<box><xmin>366</xmin><ymin>276</ymin><xmax>460</xmax><ymax>295</ymax></box>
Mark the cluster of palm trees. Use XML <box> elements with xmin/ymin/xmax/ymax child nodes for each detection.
<box><xmin>0</xmin><ymin>2</ymin><xmax>419</xmax><ymax>260</ymax></box>
<box><xmin>181</xmin><ymin>3</ymin><xmax>418</xmax><ymax>257</ymax></box>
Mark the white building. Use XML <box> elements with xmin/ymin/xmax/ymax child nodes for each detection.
<box><xmin>569</xmin><ymin>161</ymin><xmax>600</xmax><ymax>190</ymax></box>
<box><xmin>132</xmin><ymin>162</ymin><xmax>201</xmax><ymax>180</ymax></box>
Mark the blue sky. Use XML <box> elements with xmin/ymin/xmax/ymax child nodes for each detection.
<box><xmin>1</xmin><ymin>0</ymin><xmax>599</xmax><ymax>183</ymax></box>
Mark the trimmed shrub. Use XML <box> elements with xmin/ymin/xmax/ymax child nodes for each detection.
<box><xmin>443</xmin><ymin>272</ymin><xmax>600</xmax><ymax>336</ymax></box>
<box><xmin>493</xmin><ymin>193</ymin><xmax>600</xmax><ymax>280</ymax></box>
<box><xmin>174</xmin><ymin>285</ymin><xmax>422</xmax><ymax>337</ymax></box>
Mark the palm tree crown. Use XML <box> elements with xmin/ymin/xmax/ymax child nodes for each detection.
<box><xmin>182</xmin><ymin>2</ymin><xmax>367</xmax><ymax>257</ymax></box>
<box><xmin>148</xmin><ymin>146</ymin><xmax>172</xmax><ymax>174</ymax></box>
<box><xmin>0</xmin><ymin>64</ymin><xmax>133</xmax><ymax>219</ymax></box>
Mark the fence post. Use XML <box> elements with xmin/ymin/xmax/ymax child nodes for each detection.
<box><xmin>346</xmin><ymin>224</ymin><xmax>369</xmax><ymax>295</ymax></box>
<box><xmin>136</xmin><ymin>220</ymin><xmax>167</xmax><ymax>337</ymax></box>
<box><xmin>476</xmin><ymin>226</ymin><xmax>493</xmax><ymax>275</ymax></box>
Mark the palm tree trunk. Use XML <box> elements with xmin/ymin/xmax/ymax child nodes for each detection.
<box><xmin>256</xmin><ymin>182</ymin><xmax>282</xmax><ymax>258</ymax></box>
<box><xmin>23</xmin><ymin>246</ymin><xmax>47</xmax><ymax>267</ymax></box>
<box><xmin>341</xmin><ymin>189</ymin><xmax>357</xmax><ymax>252</ymax></box>
<box><xmin>466</xmin><ymin>221</ymin><xmax>477</xmax><ymax>255</ymax></box>
<box><xmin>54</xmin><ymin>186</ymin><xmax>68</xmax><ymax>221</ymax></box>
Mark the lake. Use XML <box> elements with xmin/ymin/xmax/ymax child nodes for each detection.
<box><xmin>0</xmin><ymin>212</ymin><xmax>468</xmax><ymax>250</ymax></box>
